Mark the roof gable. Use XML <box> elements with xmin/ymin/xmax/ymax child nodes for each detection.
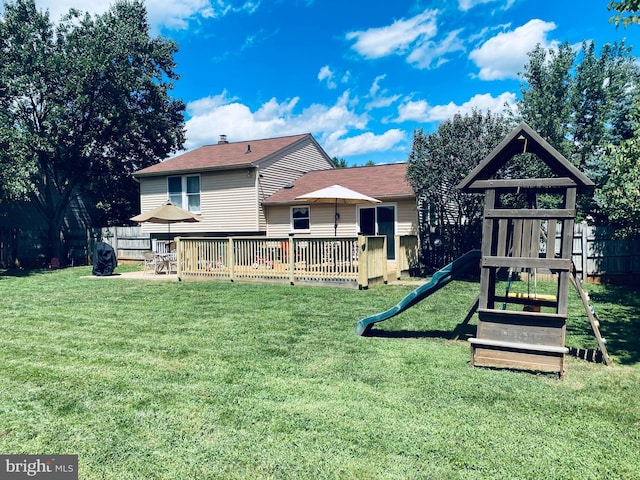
<box><xmin>458</xmin><ymin>122</ymin><xmax>595</xmax><ymax>192</ymax></box>
<box><xmin>134</xmin><ymin>133</ymin><xmax>318</xmax><ymax>177</ymax></box>
<box><xmin>264</xmin><ymin>163</ymin><xmax>414</xmax><ymax>204</ymax></box>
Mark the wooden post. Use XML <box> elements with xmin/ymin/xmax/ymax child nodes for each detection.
<box><xmin>581</xmin><ymin>221</ymin><xmax>588</xmax><ymax>282</ymax></box>
<box><xmin>357</xmin><ymin>235</ymin><xmax>367</xmax><ymax>289</ymax></box>
<box><xmin>176</xmin><ymin>237</ymin><xmax>182</xmax><ymax>280</ymax></box>
<box><xmin>479</xmin><ymin>189</ymin><xmax>497</xmax><ymax>310</ymax></box>
<box><xmin>382</xmin><ymin>236</ymin><xmax>388</xmax><ymax>284</ymax></box>
<box><xmin>228</xmin><ymin>237</ymin><xmax>235</xmax><ymax>282</ymax></box>
<box><xmin>288</xmin><ymin>235</ymin><xmax>295</xmax><ymax>285</ymax></box>
<box><xmin>394</xmin><ymin>235</ymin><xmax>401</xmax><ymax>280</ymax></box>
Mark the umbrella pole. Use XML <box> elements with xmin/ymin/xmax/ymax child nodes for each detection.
<box><xmin>334</xmin><ymin>200</ymin><xmax>338</xmax><ymax>236</ymax></box>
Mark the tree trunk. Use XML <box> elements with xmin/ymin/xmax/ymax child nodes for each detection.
<box><xmin>46</xmin><ymin>220</ymin><xmax>64</xmax><ymax>266</ymax></box>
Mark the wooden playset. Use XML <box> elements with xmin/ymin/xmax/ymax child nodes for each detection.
<box><xmin>457</xmin><ymin>122</ymin><xmax>611</xmax><ymax>376</ymax></box>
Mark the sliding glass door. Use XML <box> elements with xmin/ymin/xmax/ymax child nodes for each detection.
<box><xmin>358</xmin><ymin>205</ymin><xmax>396</xmax><ymax>259</ymax></box>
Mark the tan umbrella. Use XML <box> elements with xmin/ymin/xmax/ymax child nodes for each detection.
<box><xmin>295</xmin><ymin>184</ymin><xmax>381</xmax><ymax>236</ymax></box>
<box><xmin>130</xmin><ymin>201</ymin><xmax>201</xmax><ymax>235</ymax></box>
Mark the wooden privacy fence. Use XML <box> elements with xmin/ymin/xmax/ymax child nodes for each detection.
<box><xmin>572</xmin><ymin>222</ymin><xmax>640</xmax><ymax>283</ymax></box>
<box><xmin>537</xmin><ymin>222</ymin><xmax>640</xmax><ymax>283</ymax></box>
<box><xmin>175</xmin><ymin>235</ymin><xmax>410</xmax><ymax>289</ymax></box>
<box><xmin>0</xmin><ymin>227</ymin><xmax>95</xmax><ymax>268</ymax></box>
<box><xmin>419</xmin><ymin>222</ymin><xmax>639</xmax><ymax>283</ymax></box>
<box><xmin>100</xmin><ymin>226</ymin><xmax>151</xmax><ymax>261</ymax></box>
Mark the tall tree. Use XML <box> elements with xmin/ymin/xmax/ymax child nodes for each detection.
<box><xmin>596</xmin><ymin>131</ymin><xmax>640</xmax><ymax>237</ymax></box>
<box><xmin>516</xmin><ymin>42</ymin><xmax>576</xmax><ymax>159</ymax></box>
<box><xmin>406</xmin><ymin>110</ymin><xmax>512</xmax><ymax>268</ymax></box>
<box><xmin>515</xmin><ymin>39</ymin><xmax>639</xmax><ymax>221</ymax></box>
<box><xmin>0</xmin><ymin>0</ymin><xmax>185</xmax><ymax>260</ymax></box>
<box><xmin>608</xmin><ymin>0</ymin><xmax>640</xmax><ymax>27</ymax></box>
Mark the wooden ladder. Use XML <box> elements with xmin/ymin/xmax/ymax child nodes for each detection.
<box><xmin>569</xmin><ymin>264</ymin><xmax>612</xmax><ymax>366</ymax></box>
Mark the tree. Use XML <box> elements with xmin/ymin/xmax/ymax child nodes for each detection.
<box><xmin>0</xmin><ymin>0</ymin><xmax>185</xmax><ymax>260</ymax></box>
<box><xmin>406</xmin><ymin>111</ymin><xmax>512</xmax><ymax>269</ymax></box>
<box><xmin>331</xmin><ymin>156</ymin><xmax>348</xmax><ymax>168</ymax></box>
<box><xmin>596</xmin><ymin>125</ymin><xmax>640</xmax><ymax>238</ymax></box>
<box><xmin>516</xmin><ymin>42</ymin><xmax>576</xmax><ymax>159</ymax></box>
<box><xmin>608</xmin><ymin>0</ymin><xmax>640</xmax><ymax>27</ymax></box>
<box><xmin>514</xmin><ymin>39</ymin><xmax>639</xmax><ymax>221</ymax></box>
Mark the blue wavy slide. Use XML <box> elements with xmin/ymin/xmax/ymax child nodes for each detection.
<box><xmin>356</xmin><ymin>249</ymin><xmax>481</xmax><ymax>336</ymax></box>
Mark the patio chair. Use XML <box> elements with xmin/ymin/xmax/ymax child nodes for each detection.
<box><xmin>143</xmin><ymin>251</ymin><xmax>157</xmax><ymax>275</ymax></box>
<box><xmin>167</xmin><ymin>252</ymin><xmax>178</xmax><ymax>273</ymax></box>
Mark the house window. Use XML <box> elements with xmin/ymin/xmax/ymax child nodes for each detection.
<box><xmin>168</xmin><ymin>175</ymin><xmax>200</xmax><ymax>213</ymax></box>
<box><xmin>292</xmin><ymin>206</ymin><xmax>310</xmax><ymax>231</ymax></box>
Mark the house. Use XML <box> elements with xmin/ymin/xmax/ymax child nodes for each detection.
<box><xmin>262</xmin><ymin>163</ymin><xmax>418</xmax><ymax>260</ymax></box>
<box><xmin>132</xmin><ymin>133</ymin><xmax>335</xmax><ymax>237</ymax></box>
<box><xmin>132</xmin><ymin>133</ymin><xmax>418</xmax><ymax>261</ymax></box>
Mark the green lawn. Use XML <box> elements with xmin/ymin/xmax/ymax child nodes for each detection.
<box><xmin>1</xmin><ymin>266</ymin><xmax>639</xmax><ymax>479</ymax></box>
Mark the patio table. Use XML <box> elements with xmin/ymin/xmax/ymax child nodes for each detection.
<box><xmin>154</xmin><ymin>252</ymin><xmax>176</xmax><ymax>274</ymax></box>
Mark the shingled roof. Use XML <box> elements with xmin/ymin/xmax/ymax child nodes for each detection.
<box><xmin>263</xmin><ymin>163</ymin><xmax>414</xmax><ymax>204</ymax></box>
<box><xmin>134</xmin><ymin>133</ymin><xmax>313</xmax><ymax>177</ymax></box>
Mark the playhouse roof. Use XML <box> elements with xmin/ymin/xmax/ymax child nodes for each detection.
<box><xmin>458</xmin><ymin>122</ymin><xmax>595</xmax><ymax>193</ymax></box>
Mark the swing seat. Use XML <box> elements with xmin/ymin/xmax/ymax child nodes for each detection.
<box><xmin>498</xmin><ymin>291</ymin><xmax>558</xmax><ymax>311</ymax></box>
<box><xmin>507</xmin><ymin>292</ymin><xmax>557</xmax><ymax>302</ymax></box>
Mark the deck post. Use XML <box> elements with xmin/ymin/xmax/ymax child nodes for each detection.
<box><xmin>228</xmin><ymin>237</ymin><xmax>235</xmax><ymax>282</ymax></box>
<box><xmin>288</xmin><ymin>235</ymin><xmax>295</xmax><ymax>285</ymax></box>
<box><xmin>176</xmin><ymin>237</ymin><xmax>182</xmax><ymax>280</ymax></box>
<box><xmin>382</xmin><ymin>236</ymin><xmax>388</xmax><ymax>284</ymax></box>
<box><xmin>357</xmin><ymin>235</ymin><xmax>368</xmax><ymax>289</ymax></box>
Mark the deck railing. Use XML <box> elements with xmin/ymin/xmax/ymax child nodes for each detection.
<box><xmin>175</xmin><ymin>235</ymin><xmax>417</xmax><ymax>288</ymax></box>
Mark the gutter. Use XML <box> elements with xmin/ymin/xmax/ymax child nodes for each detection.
<box><xmin>133</xmin><ymin>163</ymin><xmax>256</xmax><ymax>179</ymax></box>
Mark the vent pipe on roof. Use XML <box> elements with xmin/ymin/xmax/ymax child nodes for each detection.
<box><xmin>246</xmin><ymin>144</ymin><xmax>251</xmax><ymax>154</ymax></box>
<box><xmin>218</xmin><ymin>135</ymin><xmax>229</xmax><ymax>144</ymax></box>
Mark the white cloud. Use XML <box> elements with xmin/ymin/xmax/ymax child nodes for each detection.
<box><xmin>318</xmin><ymin>65</ymin><xmax>337</xmax><ymax>89</ymax></box>
<box><xmin>186</xmin><ymin>90</ymin><xmax>237</xmax><ymax>116</ymax></box>
<box><xmin>407</xmin><ymin>28</ymin><xmax>465</xmax><ymax>69</ymax></box>
<box><xmin>145</xmin><ymin>0</ymin><xmax>217</xmax><ymax>30</ymax></box>
<box><xmin>183</xmin><ymin>90</ymin><xmax>370</xmax><ymax>152</ymax></box>
<box><xmin>459</xmin><ymin>0</ymin><xmax>494</xmax><ymax>11</ymax></box>
<box><xmin>395</xmin><ymin>99</ymin><xmax>431</xmax><ymax>123</ymax></box>
<box><xmin>26</xmin><ymin>0</ymin><xmax>243</xmax><ymax>32</ymax></box>
<box><xmin>394</xmin><ymin>92</ymin><xmax>517</xmax><ymax>123</ymax></box>
<box><xmin>469</xmin><ymin>19</ymin><xmax>558</xmax><ymax>80</ymax></box>
<box><xmin>183</xmin><ymin>90</ymin><xmax>407</xmax><ymax>158</ymax></box>
<box><xmin>458</xmin><ymin>0</ymin><xmax>516</xmax><ymax>12</ymax></box>
<box><xmin>28</xmin><ymin>0</ymin><xmax>110</xmax><ymax>22</ymax></box>
<box><xmin>369</xmin><ymin>75</ymin><xmax>386</xmax><ymax>97</ymax></box>
<box><xmin>365</xmin><ymin>75</ymin><xmax>401</xmax><ymax>110</ymax></box>
<box><xmin>323</xmin><ymin>129</ymin><xmax>408</xmax><ymax>158</ymax></box>
<box><xmin>346</xmin><ymin>9</ymin><xmax>438</xmax><ymax>59</ymax></box>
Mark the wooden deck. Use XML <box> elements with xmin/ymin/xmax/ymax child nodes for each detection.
<box><xmin>174</xmin><ymin>235</ymin><xmax>418</xmax><ymax>289</ymax></box>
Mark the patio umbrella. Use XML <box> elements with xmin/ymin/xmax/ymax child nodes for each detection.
<box><xmin>295</xmin><ymin>184</ymin><xmax>381</xmax><ymax>236</ymax></box>
<box><xmin>130</xmin><ymin>201</ymin><xmax>201</xmax><ymax>235</ymax></box>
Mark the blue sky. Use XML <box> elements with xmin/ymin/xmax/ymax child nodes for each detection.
<box><xmin>24</xmin><ymin>0</ymin><xmax>640</xmax><ymax>165</ymax></box>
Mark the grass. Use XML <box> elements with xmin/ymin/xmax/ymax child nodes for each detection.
<box><xmin>0</xmin><ymin>266</ymin><xmax>639</xmax><ymax>479</ymax></box>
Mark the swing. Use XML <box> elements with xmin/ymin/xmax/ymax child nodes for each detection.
<box><xmin>502</xmin><ymin>217</ymin><xmax>557</xmax><ymax>312</ymax></box>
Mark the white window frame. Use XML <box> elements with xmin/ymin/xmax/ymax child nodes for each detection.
<box><xmin>291</xmin><ymin>205</ymin><xmax>310</xmax><ymax>233</ymax></box>
<box><xmin>167</xmin><ymin>174</ymin><xmax>201</xmax><ymax>214</ymax></box>
<box><xmin>356</xmin><ymin>203</ymin><xmax>397</xmax><ymax>235</ymax></box>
